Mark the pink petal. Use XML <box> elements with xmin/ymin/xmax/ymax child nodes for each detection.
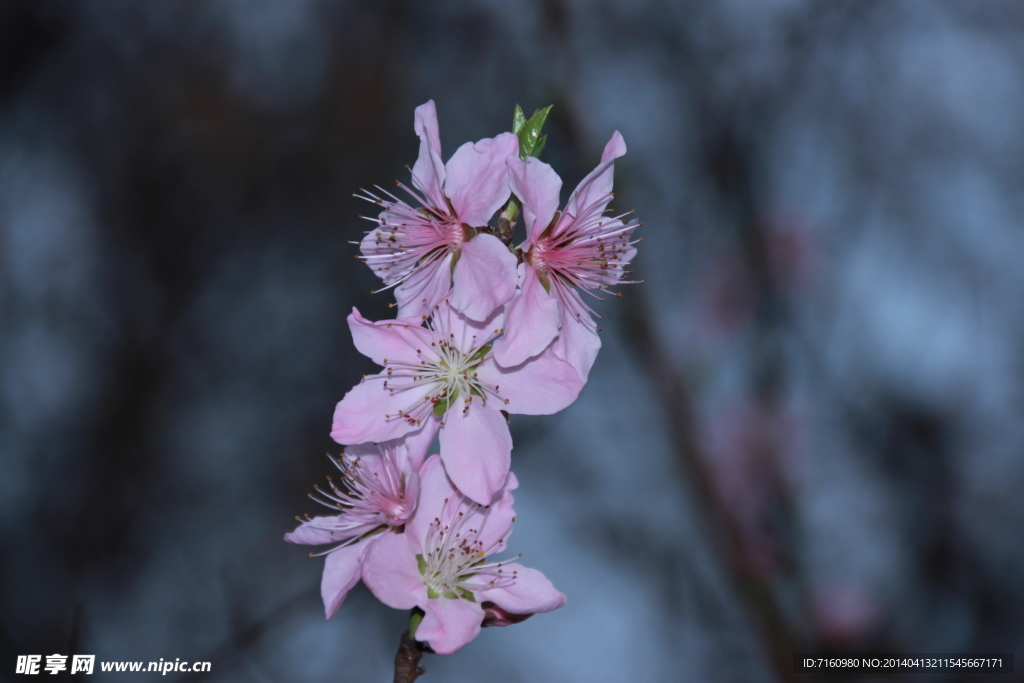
<box><xmin>438</xmin><ymin>402</ymin><xmax>512</xmax><ymax>505</ymax></box>
<box><xmin>342</xmin><ymin>442</ymin><xmax>393</xmax><ymax>472</ymax></box>
<box><xmin>347</xmin><ymin>308</ymin><xmax>431</xmax><ymax>366</ymax></box>
<box><xmin>394</xmin><ymin>252</ymin><xmax>454</xmax><ymax>321</ymax></box>
<box><xmin>330</xmin><ymin>379</ymin><xmax>434</xmax><ymax>445</ymax></box>
<box><xmin>433</xmin><ymin>299</ymin><xmax>504</xmax><ymax>355</ymax></box>
<box><xmin>477</xmin><ymin>564</ymin><xmax>566</xmax><ymax>616</ymax></box>
<box><xmin>480</xmin><ymin>347</ymin><xmax>583</xmax><ymax>416</ymax></box>
<box><xmin>284</xmin><ymin>516</ymin><xmax>345</xmax><ymax>546</ymax></box>
<box><xmin>552</xmin><ymin>310</ymin><xmax>602</xmax><ymax>382</ymax></box>
<box><xmin>348</xmin><ymin>439</ymin><xmax>424</xmax><ymax>520</ymax></box>
<box><xmin>417</xmin><ymin>597</ymin><xmax>485</xmax><ymax>655</ymax></box>
<box><xmin>601</xmin><ymin>130</ymin><xmax>628</xmax><ymax>163</ymax></box>
<box><xmin>359</xmin><ymin>229</ymin><xmax>403</xmax><ymax>286</ymax></box>
<box><xmin>618</xmin><ymin>242</ymin><xmax>638</xmax><ymax>273</ymax></box>
<box><xmin>449</xmin><ymin>234</ymin><xmax>518</xmax><ymax>321</ymax></box>
<box><xmin>397</xmin><ymin>426</ymin><xmax>435</xmax><ymax>472</ymax></box>
<box><xmin>415</xmin><ymin>456</ymin><xmax>516</xmax><ymax>552</ymax></box>
<box><xmin>409</xmin><ymin>455</ymin><xmax>513</xmax><ymax>553</ymax></box>
<box><xmin>562</xmin><ymin>131</ymin><xmax>627</xmax><ymax>230</ymax></box>
<box><xmin>402</xmin><ymin>465</ymin><xmax>422</xmax><ymax>520</ymax></box>
<box><xmin>474</xmin><ymin>470</ymin><xmax>518</xmax><ymax>552</ymax></box>
<box><xmin>410</xmin><ymin>101</ymin><xmax>447</xmax><ymax>209</ymax></box>
<box><xmin>322</xmin><ymin>541</ymin><xmax>370</xmax><ymax>619</ymax></box>
<box><xmin>406</xmin><ymin>455</ymin><xmax>455</xmax><ymax>552</ymax></box>
<box><xmin>507</xmin><ymin>157</ymin><xmax>562</xmax><ymax>250</ymax></box>
<box><xmin>492</xmin><ymin>263</ymin><xmax>561</xmax><ymax>368</ymax></box>
<box><xmin>361</xmin><ymin>532</ymin><xmax>425</xmax><ymax>611</ymax></box>
<box><xmin>444</xmin><ymin>132</ymin><xmax>519</xmax><ymax>227</ymax></box>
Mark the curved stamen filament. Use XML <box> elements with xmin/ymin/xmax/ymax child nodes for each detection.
<box><xmin>421</xmin><ymin>494</ymin><xmax>519</xmax><ymax>597</ymax></box>
<box><xmin>528</xmin><ymin>191</ymin><xmax>643</xmax><ymax>327</ymax></box>
<box><xmin>356</xmin><ymin>184</ymin><xmax>464</xmax><ymax>294</ymax></box>
<box><xmin>299</xmin><ymin>447</ymin><xmax>411</xmax><ymax>556</ymax></box>
<box><xmin>371</xmin><ymin>303</ymin><xmax>508</xmax><ymax>425</ymax></box>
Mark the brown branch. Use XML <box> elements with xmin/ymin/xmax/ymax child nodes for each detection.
<box><xmin>392</xmin><ymin>632</ymin><xmax>427</xmax><ymax>683</ymax></box>
<box><xmin>491</xmin><ymin>214</ymin><xmax>516</xmax><ymax>247</ymax></box>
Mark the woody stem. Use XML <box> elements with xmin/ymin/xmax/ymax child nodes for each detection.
<box><xmin>489</xmin><ymin>197</ymin><xmax>519</xmax><ymax>248</ymax></box>
<box><xmin>392</xmin><ymin>608</ymin><xmax>428</xmax><ymax>683</ymax></box>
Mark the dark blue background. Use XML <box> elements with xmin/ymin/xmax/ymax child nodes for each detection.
<box><xmin>2</xmin><ymin>1</ymin><xmax>1022</xmax><ymax>681</ymax></box>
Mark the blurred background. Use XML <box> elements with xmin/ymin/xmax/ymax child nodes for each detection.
<box><xmin>2</xmin><ymin>1</ymin><xmax>1023</xmax><ymax>681</ymax></box>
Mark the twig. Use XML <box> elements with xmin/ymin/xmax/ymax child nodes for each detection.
<box><xmin>393</xmin><ymin>609</ymin><xmax>428</xmax><ymax>682</ymax></box>
<box><xmin>392</xmin><ymin>633</ymin><xmax>427</xmax><ymax>683</ymax></box>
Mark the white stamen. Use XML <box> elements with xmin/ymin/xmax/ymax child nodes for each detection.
<box><xmin>419</xmin><ymin>493</ymin><xmax>517</xmax><ymax>598</ymax></box>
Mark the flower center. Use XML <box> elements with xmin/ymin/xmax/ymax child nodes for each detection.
<box><xmin>356</xmin><ymin>185</ymin><xmax>466</xmax><ymax>292</ymax></box>
<box><xmin>417</xmin><ymin>498</ymin><xmax>517</xmax><ymax>600</ymax></box>
<box><xmin>300</xmin><ymin>447</ymin><xmax>411</xmax><ymax>555</ymax></box>
<box><xmin>380</xmin><ymin>304</ymin><xmax>508</xmax><ymax>426</ymax></box>
<box><xmin>524</xmin><ymin>198</ymin><xmax>642</xmax><ymax>327</ymax></box>
<box><xmin>531</xmin><ymin>216</ymin><xmax>633</xmax><ymax>289</ymax></box>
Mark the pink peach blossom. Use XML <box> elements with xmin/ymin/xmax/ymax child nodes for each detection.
<box><xmin>493</xmin><ymin>132</ymin><xmax>641</xmax><ymax>381</ymax></box>
<box><xmin>358</xmin><ymin>100</ymin><xmax>519</xmax><ymax>322</ymax></box>
<box><xmin>361</xmin><ymin>455</ymin><xmax>565</xmax><ymax>655</ymax></box>
<box><xmin>284</xmin><ymin>435</ymin><xmax>428</xmax><ymax>619</ymax></box>
<box><xmin>330</xmin><ymin>302</ymin><xmax>582</xmax><ymax>505</ymax></box>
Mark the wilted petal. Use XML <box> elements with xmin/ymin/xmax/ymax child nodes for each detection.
<box><xmin>417</xmin><ymin>597</ymin><xmax>485</xmax><ymax>655</ymax></box>
<box><xmin>411</xmin><ymin>101</ymin><xmax>447</xmax><ymax>208</ymax></box>
<box><xmin>444</xmin><ymin>132</ymin><xmax>519</xmax><ymax>227</ymax></box>
<box><xmin>492</xmin><ymin>263</ymin><xmax>561</xmax><ymax>368</ymax></box>
<box><xmin>450</xmin><ymin>234</ymin><xmax>518</xmax><ymax>321</ymax></box>
<box><xmin>439</xmin><ymin>403</ymin><xmax>512</xmax><ymax>505</ymax></box>
<box><xmin>482</xmin><ymin>603</ymin><xmax>533</xmax><ymax>627</ymax></box>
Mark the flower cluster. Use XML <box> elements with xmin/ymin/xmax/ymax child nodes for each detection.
<box><xmin>288</xmin><ymin>101</ymin><xmax>641</xmax><ymax>656</ymax></box>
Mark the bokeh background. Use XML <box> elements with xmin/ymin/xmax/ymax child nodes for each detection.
<box><xmin>2</xmin><ymin>1</ymin><xmax>1023</xmax><ymax>681</ymax></box>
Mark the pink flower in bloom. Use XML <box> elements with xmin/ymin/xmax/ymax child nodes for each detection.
<box><xmin>493</xmin><ymin>132</ymin><xmax>641</xmax><ymax>381</ymax></box>
<box><xmin>358</xmin><ymin>100</ymin><xmax>520</xmax><ymax>321</ymax></box>
<box><xmin>284</xmin><ymin>435</ymin><xmax>429</xmax><ymax>618</ymax></box>
<box><xmin>330</xmin><ymin>302</ymin><xmax>582</xmax><ymax>505</ymax></box>
<box><xmin>362</xmin><ymin>455</ymin><xmax>566</xmax><ymax>655</ymax></box>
